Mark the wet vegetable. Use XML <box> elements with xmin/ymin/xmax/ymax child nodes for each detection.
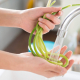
<box><xmin>28</xmin><ymin>0</ymin><xmax>80</xmax><ymax>67</ymax></box>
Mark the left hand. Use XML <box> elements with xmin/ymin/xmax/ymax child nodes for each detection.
<box><xmin>15</xmin><ymin>46</ymin><xmax>74</xmax><ymax>78</ymax></box>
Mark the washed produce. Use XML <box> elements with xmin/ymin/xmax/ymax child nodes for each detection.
<box><xmin>28</xmin><ymin>0</ymin><xmax>80</xmax><ymax>67</ymax></box>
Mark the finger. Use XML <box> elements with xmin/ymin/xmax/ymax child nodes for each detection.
<box><xmin>50</xmin><ymin>46</ymin><xmax>60</xmax><ymax>53</ymax></box>
<box><xmin>39</xmin><ymin>7</ymin><xmax>62</xmax><ymax>15</ymax></box>
<box><xmin>66</xmin><ymin>60</ymin><xmax>74</xmax><ymax>70</ymax></box>
<box><xmin>45</xmin><ymin>14</ymin><xmax>60</xmax><ymax>25</ymax></box>
<box><xmin>61</xmin><ymin>51</ymin><xmax>72</xmax><ymax>64</ymax></box>
<box><xmin>50</xmin><ymin>46</ymin><xmax>66</xmax><ymax>54</ymax></box>
<box><xmin>47</xmin><ymin>63</ymin><xmax>67</xmax><ymax>74</ymax></box>
<box><xmin>60</xmin><ymin>46</ymin><xmax>67</xmax><ymax>55</ymax></box>
<box><xmin>38</xmin><ymin>18</ymin><xmax>55</xmax><ymax>30</ymax></box>
<box><xmin>38</xmin><ymin>22</ymin><xmax>50</xmax><ymax>34</ymax></box>
<box><xmin>58</xmin><ymin>46</ymin><xmax>67</xmax><ymax>59</ymax></box>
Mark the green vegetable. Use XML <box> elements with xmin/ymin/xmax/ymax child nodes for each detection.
<box><xmin>28</xmin><ymin>0</ymin><xmax>80</xmax><ymax>67</ymax></box>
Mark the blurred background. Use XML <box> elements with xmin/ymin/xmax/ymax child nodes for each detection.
<box><xmin>0</xmin><ymin>0</ymin><xmax>80</xmax><ymax>72</ymax></box>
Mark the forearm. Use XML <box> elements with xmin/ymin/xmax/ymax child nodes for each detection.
<box><xmin>0</xmin><ymin>51</ymin><xmax>19</xmax><ymax>70</ymax></box>
<box><xmin>0</xmin><ymin>8</ymin><xmax>21</xmax><ymax>27</ymax></box>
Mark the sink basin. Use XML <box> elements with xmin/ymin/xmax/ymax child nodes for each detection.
<box><xmin>0</xmin><ymin>70</ymin><xmax>80</xmax><ymax>80</ymax></box>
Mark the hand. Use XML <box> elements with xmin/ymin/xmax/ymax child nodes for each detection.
<box><xmin>15</xmin><ymin>46</ymin><xmax>74</xmax><ymax>78</ymax></box>
<box><xmin>19</xmin><ymin>7</ymin><xmax>62</xmax><ymax>34</ymax></box>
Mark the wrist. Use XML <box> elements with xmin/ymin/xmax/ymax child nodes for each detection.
<box><xmin>0</xmin><ymin>51</ymin><xmax>32</xmax><ymax>71</ymax></box>
<box><xmin>9</xmin><ymin>10</ymin><xmax>21</xmax><ymax>28</ymax></box>
<box><xmin>0</xmin><ymin>8</ymin><xmax>21</xmax><ymax>27</ymax></box>
<box><xmin>6</xmin><ymin>53</ymin><xmax>27</xmax><ymax>71</ymax></box>
<box><xmin>17</xmin><ymin>9</ymin><xmax>29</xmax><ymax>30</ymax></box>
<box><xmin>9</xmin><ymin>53</ymin><xmax>22</xmax><ymax>71</ymax></box>
<box><xmin>13</xmin><ymin>53</ymin><xmax>32</xmax><ymax>72</ymax></box>
<box><xmin>0</xmin><ymin>51</ymin><xmax>18</xmax><ymax>70</ymax></box>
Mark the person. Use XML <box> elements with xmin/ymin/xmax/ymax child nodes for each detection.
<box><xmin>0</xmin><ymin>7</ymin><xmax>74</xmax><ymax>78</ymax></box>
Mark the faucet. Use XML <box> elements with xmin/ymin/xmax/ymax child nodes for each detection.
<box><xmin>57</xmin><ymin>7</ymin><xmax>80</xmax><ymax>38</ymax></box>
<box><xmin>50</xmin><ymin>7</ymin><xmax>80</xmax><ymax>61</ymax></box>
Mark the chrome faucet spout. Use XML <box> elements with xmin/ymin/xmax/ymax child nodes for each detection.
<box><xmin>50</xmin><ymin>7</ymin><xmax>80</xmax><ymax>61</ymax></box>
<box><xmin>57</xmin><ymin>7</ymin><xmax>80</xmax><ymax>38</ymax></box>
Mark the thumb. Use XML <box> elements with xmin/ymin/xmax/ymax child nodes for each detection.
<box><xmin>29</xmin><ymin>7</ymin><xmax>62</xmax><ymax>20</ymax></box>
<box><xmin>38</xmin><ymin>7</ymin><xmax>62</xmax><ymax>17</ymax></box>
<box><xmin>42</xmin><ymin>7</ymin><xmax>61</xmax><ymax>14</ymax></box>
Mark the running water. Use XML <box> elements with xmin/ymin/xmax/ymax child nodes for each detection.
<box><xmin>49</xmin><ymin>36</ymin><xmax>64</xmax><ymax>61</ymax></box>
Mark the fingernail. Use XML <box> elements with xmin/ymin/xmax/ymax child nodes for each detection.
<box><xmin>59</xmin><ymin>11</ymin><xmax>63</xmax><ymax>15</ymax></box>
<box><xmin>39</xmin><ymin>18</ymin><xmax>43</xmax><ymax>21</ymax></box>
<box><xmin>46</xmin><ymin>14</ymin><xmax>51</xmax><ymax>17</ymax></box>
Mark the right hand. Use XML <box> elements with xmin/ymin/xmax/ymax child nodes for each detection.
<box><xmin>15</xmin><ymin>46</ymin><xmax>74</xmax><ymax>78</ymax></box>
<box><xmin>18</xmin><ymin>7</ymin><xmax>62</xmax><ymax>34</ymax></box>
